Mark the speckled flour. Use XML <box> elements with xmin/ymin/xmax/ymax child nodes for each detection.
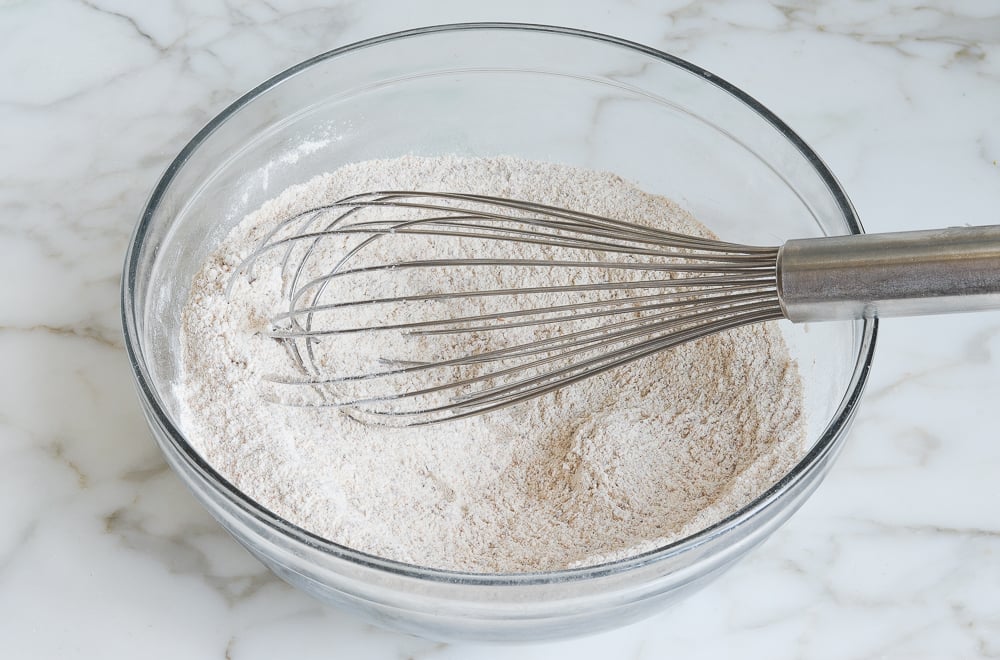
<box><xmin>177</xmin><ymin>155</ymin><xmax>805</xmax><ymax>573</ymax></box>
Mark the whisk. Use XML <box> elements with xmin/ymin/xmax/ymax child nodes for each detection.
<box><xmin>229</xmin><ymin>190</ymin><xmax>1000</xmax><ymax>426</ymax></box>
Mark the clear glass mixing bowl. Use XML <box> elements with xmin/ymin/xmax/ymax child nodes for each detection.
<box><xmin>122</xmin><ymin>23</ymin><xmax>876</xmax><ymax>641</ymax></box>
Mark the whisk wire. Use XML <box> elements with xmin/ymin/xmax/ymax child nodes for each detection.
<box><xmin>229</xmin><ymin>190</ymin><xmax>784</xmax><ymax>425</ymax></box>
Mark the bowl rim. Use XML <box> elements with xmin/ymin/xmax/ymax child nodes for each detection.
<box><xmin>121</xmin><ymin>22</ymin><xmax>877</xmax><ymax>586</ymax></box>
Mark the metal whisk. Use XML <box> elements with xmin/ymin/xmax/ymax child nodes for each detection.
<box><xmin>229</xmin><ymin>191</ymin><xmax>1000</xmax><ymax>426</ymax></box>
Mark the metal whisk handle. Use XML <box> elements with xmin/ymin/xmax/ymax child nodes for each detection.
<box><xmin>777</xmin><ymin>225</ymin><xmax>1000</xmax><ymax>322</ymax></box>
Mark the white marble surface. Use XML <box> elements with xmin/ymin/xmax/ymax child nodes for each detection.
<box><xmin>2</xmin><ymin>1</ymin><xmax>999</xmax><ymax>657</ymax></box>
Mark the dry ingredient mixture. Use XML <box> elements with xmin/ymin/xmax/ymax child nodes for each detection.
<box><xmin>177</xmin><ymin>155</ymin><xmax>805</xmax><ymax>572</ymax></box>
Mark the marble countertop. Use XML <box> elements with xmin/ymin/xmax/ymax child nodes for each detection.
<box><xmin>3</xmin><ymin>1</ymin><xmax>999</xmax><ymax>658</ymax></box>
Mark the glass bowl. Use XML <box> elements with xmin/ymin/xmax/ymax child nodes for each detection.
<box><xmin>121</xmin><ymin>23</ymin><xmax>876</xmax><ymax>641</ymax></box>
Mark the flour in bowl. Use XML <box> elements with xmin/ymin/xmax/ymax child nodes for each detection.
<box><xmin>177</xmin><ymin>155</ymin><xmax>805</xmax><ymax>572</ymax></box>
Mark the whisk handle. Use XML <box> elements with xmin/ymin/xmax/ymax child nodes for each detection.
<box><xmin>777</xmin><ymin>225</ymin><xmax>1000</xmax><ymax>322</ymax></box>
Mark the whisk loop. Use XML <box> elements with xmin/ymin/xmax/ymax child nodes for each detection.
<box><xmin>227</xmin><ymin>191</ymin><xmax>784</xmax><ymax>425</ymax></box>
